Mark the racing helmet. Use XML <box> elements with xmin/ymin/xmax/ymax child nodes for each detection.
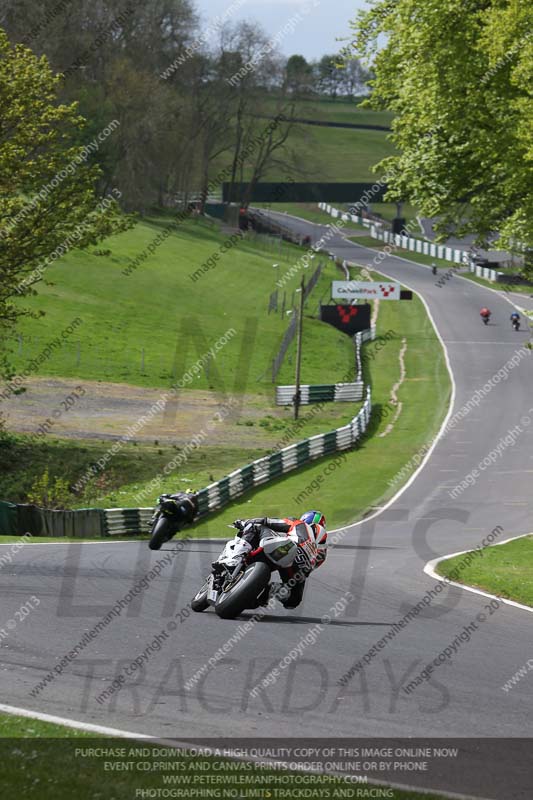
<box><xmin>301</xmin><ymin>510</ymin><xmax>326</xmax><ymax>528</ymax></box>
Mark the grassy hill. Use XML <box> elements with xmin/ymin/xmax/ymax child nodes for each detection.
<box><xmin>211</xmin><ymin>96</ymin><xmax>396</xmax><ymax>185</ymax></box>
<box><xmin>264</xmin><ymin>95</ymin><xmax>395</xmax><ymax>128</ymax></box>
<box><xmin>5</xmin><ymin>216</ymin><xmax>353</xmax><ymax>393</ymax></box>
<box><xmin>1</xmin><ymin>173</ymin><xmax>447</xmax><ymax>522</ymax></box>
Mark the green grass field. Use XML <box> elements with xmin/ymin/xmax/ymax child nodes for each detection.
<box><xmin>4</xmin><ymin>217</ymin><xmax>352</xmax><ymax>393</ymax></box>
<box><xmin>436</xmin><ymin>535</ymin><xmax>533</xmax><ymax>607</ymax></box>
<box><xmin>215</xmin><ymin>124</ymin><xmax>396</xmax><ymax>184</ymax></box>
<box><xmin>461</xmin><ymin>272</ymin><xmax>533</xmax><ymax>295</ymax></box>
<box><xmin>264</xmin><ymin>95</ymin><xmax>395</xmax><ymax>128</ymax></box>
<box><xmin>281</xmin><ymin>125</ymin><xmax>396</xmax><ymax>183</ymax></box>
<box><xmin>0</xmin><ymin>259</ymin><xmax>450</xmax><ymax>524</ymax></box>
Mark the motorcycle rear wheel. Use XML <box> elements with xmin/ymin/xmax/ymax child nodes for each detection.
<box><xmin>215</xmin><ymin>562</ymin><xmax>271</xmax><ymax>620</ymax></box>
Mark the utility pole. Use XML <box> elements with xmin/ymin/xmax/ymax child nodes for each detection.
<box><xmin>294</xmin><ymin>275</ymin><xmax>305</xmax><ymax>420</ymax></box>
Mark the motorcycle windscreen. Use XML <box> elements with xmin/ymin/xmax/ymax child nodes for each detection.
<box><xmin>261</xmin><ymin>536</ymin><xmax>298</xmax><ymax>568</ymax></box>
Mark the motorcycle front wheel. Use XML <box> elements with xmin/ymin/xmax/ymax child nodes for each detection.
<box><xmin>191</xmin><ymin>580</ymin><xmax>210</xmax><ymax>612</ymax></box>
<box><xmin>215</xmin><ymin>562</ymin><xmax>271</xmax><ymax>620</ymax></box>
<box><xmin>148</xmin><ymin>515</ymin><xmax>176</xmax><ymax>550</ymax></box>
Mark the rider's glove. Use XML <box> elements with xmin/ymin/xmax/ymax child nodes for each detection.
<box><xmin>242</xmin><ymin>521</ymin><xmax>257</xmax><ymax>537</ymax></box>
<box><xmin>233</xmin><ymin>519</ymin><xmax>245</xmax><ymax>531</ymax></box>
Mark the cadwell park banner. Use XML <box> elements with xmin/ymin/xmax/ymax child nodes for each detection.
<box><xmin>332</xmin><ymin>280</ymin><xmax>401</xmax><ymax>301</ymax></box>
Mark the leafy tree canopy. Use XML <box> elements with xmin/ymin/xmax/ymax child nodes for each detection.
<box><xmin>0</xmin><ymin>28</ymin><xmax>130</xmax><ymax>339</ymax></box>
<box><xmin>351</xmin><ymin>0</ymin><xmax>533</xmax><ymax>252</ymax></box>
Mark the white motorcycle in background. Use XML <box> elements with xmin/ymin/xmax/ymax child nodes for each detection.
<box><xmin>191</xmin><ymin>521</ymin><xmax>318</xmax><ymax>619</ymax></box>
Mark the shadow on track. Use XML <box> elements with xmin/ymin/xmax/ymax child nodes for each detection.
<box><xmin>238</xmin><ymin>613</ymin><xmax>394</xmax><ymax>628</ymax></box>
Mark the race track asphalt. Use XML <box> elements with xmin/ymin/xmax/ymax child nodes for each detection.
<box><xmin>1</xmin><ymin>214</ymin><xmax>532</xmax><ymax>798</ymax></box>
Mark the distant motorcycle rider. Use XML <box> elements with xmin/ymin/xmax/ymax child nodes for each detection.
<box><xmin>214</xmin><ymin>511</ymin><xmax>327</xmax><ymax>609</ymax></box>
<box><xmin>510</xmin><ymin>311</ymin><xmax>521</xmax><ymax>330</ymax></box>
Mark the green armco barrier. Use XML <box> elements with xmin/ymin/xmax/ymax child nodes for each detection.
<box><xmin>0</xmin><ymin>504</ymin><xmax>105</xmax><ymax>538</ymax></box>
<box><xmin>0</xmin><ymin>501</ymin><xmax>18</xmax><ymax>536</ymax></box>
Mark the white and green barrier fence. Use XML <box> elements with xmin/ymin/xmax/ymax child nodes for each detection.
<box><xmin>369</xmin><ymin>225</ymin><xmax>473</xmax><ymax>266</ymax></box>
<box><xmin>0</xmin><ymin>502</ymin><xmax>156</xmax><ymax>539</ymax></box>
<box><xmin>276</xmin><ymin>383</ymin><xmax>364</xmax><ymax>404</ymax></box>
<box><xmin>0</xmin><ymin>502</ymin><xmax>104</xmax><ymax>538</ymax></box>
<box><xmin>0</xmin><ymin>386</ymin><xmax>371</xmax><ymax>537</ymax></box>
<box><xmin>0</xmin><ymin>387</ymin><xmax>372</xmax><ymax>537</ymax></box>
<box><xmin>276</xmin><ymin>327</ymin><xmax>375</xmax><ymax>405</ymax></box>
<box><xmin>319</xmin><ymin>202</ymin><xmax>476</xmax><ymax>267</ymax></box>
<box><xmin>318</xmin><ymin>202</ymin><xmax>373</xmax><ymax>229</ymax></box>
<box><xmin>103</xmin><ymin>508</ymin><xmax>154</xmax><ymax>537</ymax></box>
<box><xmin>320</xmin><ymin>203</ymin><xmax>519</xmax><ymax>281</ymax></box>
<box><xmin>193</xmin><ymin>385</ymin><xmax>371</xmax><ymax>518</ymax></box>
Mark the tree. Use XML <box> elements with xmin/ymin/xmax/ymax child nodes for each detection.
<box><xmin>338</xmin><ymin>58</ymin><xmax>371</xmax><ymax>99</ymax></box>
<box><xmin>0</xmin><ymin>29</ymin><xmax>129</xmax><ymax>342</ymax></box>
<box><xmin>187</xmin><ymin>52</ymin><xmax>238</xmax><ymax>214</ymax></box>
<box><xmin>239</xmin><ymin>93</ymin><xmax>298</xmax><ymax>208</ymax></box>
<box><xmin>0</xmin><ymin>0</ymin><xmax>200</xmax><ymax>209</ymax></box>
<box><xmin>219</xmin><ymin>21</ymin><xmax>283</xmax><ymax>207</ymax></box>
<box><xmin>317</xmin><ymin>54</ymin><xmax>344</xmax><ymax>99</ymax></box>
<box><xmin>350</xmin><ymin>0</ymin><xmax>533</xmax><ymax>255</ymax></box>
<box><xmin>285</xmin><ymin>54</ymin><xmax>313</xmax><ymax>95</ymax></box>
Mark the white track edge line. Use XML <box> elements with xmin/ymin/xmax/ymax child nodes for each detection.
<box><xmin>424</xmin><ymin>532</ymin><xmax>533</xmax><ymax>614</ymax></box>
<box><xmin>0</xmin><ymin>702</ymin><xmax>490</xmax><ymax>800</ymax></box>
<box><xmin>0</xmin><ymin>702</ymin><xmax>151</xmax><ymax>738</ymax></box>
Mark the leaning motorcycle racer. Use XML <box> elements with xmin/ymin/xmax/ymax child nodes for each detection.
<box><xmin>213</xmin><ymin>511</ymin><xmax>327</xmax><ymax>609</ymax></box>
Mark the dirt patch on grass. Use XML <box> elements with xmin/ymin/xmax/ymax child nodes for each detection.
<box><xmin>1</xmin><ymin>376</ymin><xmax>284</xmax><ymax>448</ymax></box>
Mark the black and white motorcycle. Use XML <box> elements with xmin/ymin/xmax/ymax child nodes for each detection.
<box><xmin>148</xmin><ymin>492</ymin><xmax>197</xmax><ymax>550</ymax></box>
<box><xmin>191</xmin><ymin>521</ymin><xmax>317</xmax><ymax>619</ymax></box>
